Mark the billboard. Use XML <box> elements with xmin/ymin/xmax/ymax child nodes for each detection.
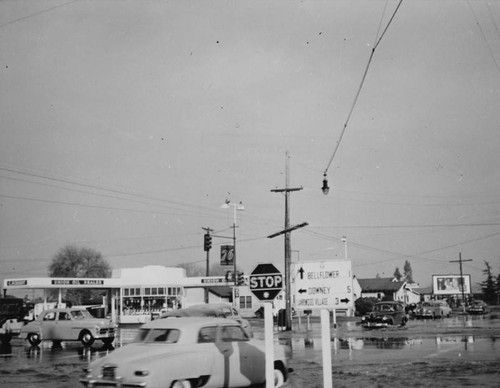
<box><xmin>432</xmin><ymin>274</ymin><xmax>471</xmax><ymax>295</ymax></box>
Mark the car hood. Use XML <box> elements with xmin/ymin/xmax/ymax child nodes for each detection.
<box><xmin>91</xmin><ymin>343</ymin><xmax>197</xmax><ymax>367</ymax></box>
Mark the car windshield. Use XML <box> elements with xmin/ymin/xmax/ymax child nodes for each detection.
<box><xmin>374</xmin><ymin>304</ymin><xmax>396</xmax><ymax>312</ymax></box>
<box><xmin>70</xmin><ymin>310</ymin><xmax>93</xmax><ymax>319</ymax></box>
<box><xmin>134</xmin><ymin>328</ymin><xmax>180</xmax><ymax>343</ymax></box>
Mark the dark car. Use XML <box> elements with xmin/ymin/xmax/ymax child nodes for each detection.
<box><xmin>467</xmin><ymin>300</ymin><xmax>489</xmax><ymax>315</ymax></box>
<box><xmin>361</xmin><ymin>301</ymin><xmax>408</xmax><ymax>329</ymax></box>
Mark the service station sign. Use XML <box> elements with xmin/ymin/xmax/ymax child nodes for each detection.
<box><xmin>292</xmin><ymin>260</ymin><xmax>354</xmax><ymax>310</ymax></box>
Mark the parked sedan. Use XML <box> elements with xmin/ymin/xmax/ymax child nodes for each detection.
<box><xmin>467</xmin><ymin>300</ymin><xmax>489</xmax><ymax>315</ymax></box>
<box><xmin>415</xmin><ymin>301</ymin><xmax>452</xmax><ymax>319</ymax></box>
<box><xmin>361</xmin><ymin>301</ymin><xmax>408</xmax><ymax>328</ymax></box>
<box><xmin>20</xmin><ymin>307</ymin><xmax>116</xmax><ymax>347</ymax></box>
<box><xmin>80</xmin><ymin>317</ymin><xmax>290</xmax><ymax>388</ymax></box>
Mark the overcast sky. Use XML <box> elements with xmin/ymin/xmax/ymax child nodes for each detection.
<box><xmin>1</xmin><ymin>0</ymin><xmax>499</xmax><ymax>293</ymax></box>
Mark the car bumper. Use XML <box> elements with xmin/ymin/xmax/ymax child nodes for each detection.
<box><xmin>361</xmin><ymin>321</ymin><xmax>390</xmax><ymax>328</ymax></box>
<box><xmin>80</xmin><ymin>377</ymin><xmax>146</xmax><ymax>387</ymax></box>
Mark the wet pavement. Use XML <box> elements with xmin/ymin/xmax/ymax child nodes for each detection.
<box><xmin>0</xmin><ymin>311</ymin><xmax>499</xmax><ymax>387</ymax></box>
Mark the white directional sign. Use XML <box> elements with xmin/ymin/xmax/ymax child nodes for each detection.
<box><xmin>292</xmin><ymin>260</ymin><xmax>354</xmax><ymax>311</ymax></box>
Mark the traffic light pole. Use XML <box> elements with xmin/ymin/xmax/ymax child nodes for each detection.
<box><xmin>202</xmin><ymin>227</ymin><xmax>213</xmax><ymax>303</ymax></box>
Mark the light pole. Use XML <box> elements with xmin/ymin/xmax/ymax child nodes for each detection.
<box><xmin>342</xmin><ymin>236</ymin><xmax>347</xmax><ymax>260</ymax></box>
<box><xmin>221</xmin><ymin>200</ymin><xmax>245</xmax><ymax>286</ymax></box>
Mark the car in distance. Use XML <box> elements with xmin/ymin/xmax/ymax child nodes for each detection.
<box><xmin>415</xmin><ymin>300</ymin><xmax>452</xmax><ymax>319</ymax></box>
<box><xmin>80</xmin><ymin>317</ymin><xmax>290</xmax><ymax>388</ymax></box>
<box><xmin>161</xmin><ymin>303</ymin><xmax>252</xmax><ymax>336</ymax></box>
<box><xmin>0</xmin><ymin>296</ymin><xmax>33</xmax><ymax>344</ymax></box>
<box><xmin>467</xmin><ymin>300</ymin><xmax>489</xmax><ymax>315</ymax></box>
<box><xmin>20</xmin><ymin>307</ymin><xmax>116</xmax><ymax>347</ymax></box>
<box><xmin>361</xmin><ymin>301</ymin><xmax>408</xmax><ymax>328</ymax></box>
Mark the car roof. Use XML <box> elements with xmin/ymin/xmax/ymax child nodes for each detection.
<box><xmin>163</xmin><ymin>304</ymin><xmax>237</xmax><ymax>318</ymax></box>
<box><xmin>143</xmin><ymin>317</ymin><xmax>233</xmax><ymax>330</ymax></box>
<box><xmin>40</xmin><ymin>307</ymin><xmax>89</xmax><ymax>314</ymax></box>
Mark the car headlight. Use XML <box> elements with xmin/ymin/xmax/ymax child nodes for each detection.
<box><xmin>95</xmin><ymin>326</ymin><xmax>101</xmax><ymax>334</ymax></box>
<box><xmin>134</xmin><ymin>370</ymin><xmax>149</xmax><ymax>377</ymax></box>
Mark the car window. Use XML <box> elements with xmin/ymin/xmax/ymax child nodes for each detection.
<box><xmin>58</xmin><ymin>312</ymin><xmax>71</xmax><ymax>321</ymax></box>
<box><xmin>198</xmin><ymin>326</ymin><xmax>217</xmax><ymax>343</ymax></box>
<box><xmin>133</xmin><ymin>328</ymin><xmax>180</xmax><ymax>343</ymax></box>
<box><xmin>134</xmin><ymin>329</ymin><xmax>149</xmax><ymax>342</ymax></box>
<box><xmin>71</xmin><ymin>310</ymin><xmax>88</xmax><ymax>320</ymax></box>
<box><xmin>43</xmin><ymin>312</ymin><xmax>56</xmax><ymax>321</ymax></box>
<box><xmin>149</xmin><ymin>329</ymin><xmax>180</xmax><ymax>343</ymax></box>
<box><xmin>221</xmin><ymin>325</ymin><xmax>248</xmax><ymax>342</ymax></box>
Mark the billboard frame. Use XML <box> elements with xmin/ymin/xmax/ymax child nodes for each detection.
<box><xmin>432</xmin><ymin>274</ymin><xmax>471</xmax><ymax>296</ymax></box>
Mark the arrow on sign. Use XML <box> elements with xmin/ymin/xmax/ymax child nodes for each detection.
<box><xmin>340</xmin><ymin>298</ymin><xmax>350</xmax><ymax>304</ymax></box>
<box><xmin>298</xmin><ymin>289</ymin><xmax>307</xmax><ymax>294</ymax></box>
<box><xmin>298</xmin><ymin>267</ymin><xmax>304</xmax><ymax>280</ymax></box>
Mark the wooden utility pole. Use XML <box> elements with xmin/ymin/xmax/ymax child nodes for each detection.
<box><xmin>450</xmin><ymin>252</ymin><xmax>472</xmax><ymax>312</ymax></box>
<box><xmin>269</xmin><ymin>152</ymin><xmax>306</xmax><ymax>331</ymax></box>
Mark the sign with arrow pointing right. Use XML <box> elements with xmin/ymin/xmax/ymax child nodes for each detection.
<box><xmin>291</xmin><ymin>260</ymin><xmax>354</xmax><ymax>313</ymax></box>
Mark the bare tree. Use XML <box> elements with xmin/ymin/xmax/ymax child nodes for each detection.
<box><xmin>48</xmin><ymin>245</ymin><xmax>111</xmax><ymax>305</ymax></box>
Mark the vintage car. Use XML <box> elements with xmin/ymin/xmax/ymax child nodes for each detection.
<box><xmin>467</xmin><ymin>300</ymin><xmax>489</xmax><ymax>315</ymax></box>
<box><xmin>20</xmin><ymin>307</ymin><xmax>116</xmax><ymax>347</ymax></box>
<box><xmin>160</xmin><ymin>303</ymin><xmax>252</xmax><ymax>336</ymax></box>
<box><xmin>80</xmin><ymin>317</ymin><xmax>290</xmax><ymax>388</ymax></box>
<box><xmin>361</xmin><ymin>301</ymin><xmax>408</xmax><ymax>328</ymax></box>
<box><xmin>415</xmin><ymin>300</ymin><xmax>452</xmax><ymax>319</ymax></box>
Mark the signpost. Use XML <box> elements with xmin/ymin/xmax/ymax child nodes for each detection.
<box><xmin>292</xmin><ymin>260</ymin><xmax>352</xmax><ymax>388</ymax></box>
<box><xmin>249</xmin><ymin>263</ymin><xmax>283</xmax><ymax>388</ymax></box>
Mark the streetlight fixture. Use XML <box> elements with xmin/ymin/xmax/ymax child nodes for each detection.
<box><xmin>220</xmin><ymin>200</ymin><xmax>245</xmax><ymax>286</ymax></box>
<box><xmin>321</xmin><ymin>173</ymin><xmax>330</xmax><ymax>195</ymax></box>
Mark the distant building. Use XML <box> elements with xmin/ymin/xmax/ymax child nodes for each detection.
<box><xmin>358</xmin><ymin>277</ymin><xmax>411</xmax><ymax>303</ymax></box>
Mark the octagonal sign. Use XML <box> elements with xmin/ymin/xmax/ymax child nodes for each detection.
<box><xmin>249</xmin><ymin>263</ymin><xmax>283</xmax><ymax>301</ymax></box>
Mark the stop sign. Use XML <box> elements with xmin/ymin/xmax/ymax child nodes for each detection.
<box><xmin>249</xmin><ymin>263</ymin><xmax>283</xmax><ymax>301</ymax></box>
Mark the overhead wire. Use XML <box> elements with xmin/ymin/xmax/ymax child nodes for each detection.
<box><xmin>323</xmin><ymin>0</ymin><xmax>404</xmax><ymax>176</ymax></box>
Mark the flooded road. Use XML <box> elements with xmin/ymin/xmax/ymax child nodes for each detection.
<box><xmin>0</xmin><ymin>313</ymin><xmax>499</xmax><ymax>387</ymax></box>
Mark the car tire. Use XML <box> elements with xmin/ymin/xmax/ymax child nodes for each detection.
<box><xmin>101</xmin><ymin>337</ymin><xmax>114</xmax><ymax>346</ymax></box>
<box><xmin>273</xmin><ymin>367</ymin><xmax>285</xmax><ymax>387</ymax></box>
<box><xmin>171</xmin><ymin>380</ymin><xmax>191</xmax><ymax>388</ymax></box>
<box><xmin>27</xmin><ymin>333</ymin><xmax>41</xmax><ymax>346</ymax></box>
<box><xmin>0</xmin><ymin>334</ymin><xmax>12</xmax><ymax>345</ymax></box>
<box><xmin>80</xmin><ymin>330</ymin><xmax>95</xmax><ymax>347</ymax></box>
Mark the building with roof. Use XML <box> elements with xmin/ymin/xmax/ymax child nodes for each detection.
<box><xmin>357</xmin><ymin>277</ymin><xmax>412</xmax><ymax>304</ymax></box>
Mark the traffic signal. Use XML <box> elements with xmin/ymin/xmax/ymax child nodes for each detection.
<box><xmin>237</xmin><ymin>272</ymin><xmax>245</xmax><ymax>286</ymax></box>
<box><xmin>203</xmin><ymin>234</ymin><xmax>212</xmax><ymax>251</ymax></box>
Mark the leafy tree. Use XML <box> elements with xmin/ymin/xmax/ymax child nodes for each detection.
<box><xmin>354</xmin><ymin>297</ymin><xmax>380</xmax><ymax>316</ymax></box>
<box><xmin>403</xmin><ymin>260</ymin><xmax>414</xmax><ymax>283</ymax></box>
<box><xmin>48</xmin><ymin>245</ymin><xmax>111</xmax><ymax>305</ymax></box>
<box><xmin>393</xmin><ymin>267</ymin><xmax>402</xmax><ymax>281</ymax></box>
<box><xmin>480</xmin><ymin>261</ymin><xmax>497</xmax><ymax>304</ymax></box>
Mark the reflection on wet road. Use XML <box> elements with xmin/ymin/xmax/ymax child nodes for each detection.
<box><xmin>0</xmin><ymin>313</ymin><xmax>498</xmax><ymax>387</ymax></box>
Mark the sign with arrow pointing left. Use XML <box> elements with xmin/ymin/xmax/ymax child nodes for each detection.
<box><xmin>291</xmin><ymin>260</ymin><xmax>354</xmax><ymax>314</ymax></box>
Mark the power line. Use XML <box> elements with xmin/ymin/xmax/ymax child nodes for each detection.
<box><xmin>324</xmin><ymin>0</ymin><xmax>404</xmax><ymax>176</ymax></box>
<box><xmin>0</xmin><ymin>0</ymin><xmax>78</xmax><ymax>29</ymax></box>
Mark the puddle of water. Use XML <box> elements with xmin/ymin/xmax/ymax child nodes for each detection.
<box><xmin>282</xmin><ymin>335</ymin><xmax>500</xmax><ymax>364</ymax></box>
